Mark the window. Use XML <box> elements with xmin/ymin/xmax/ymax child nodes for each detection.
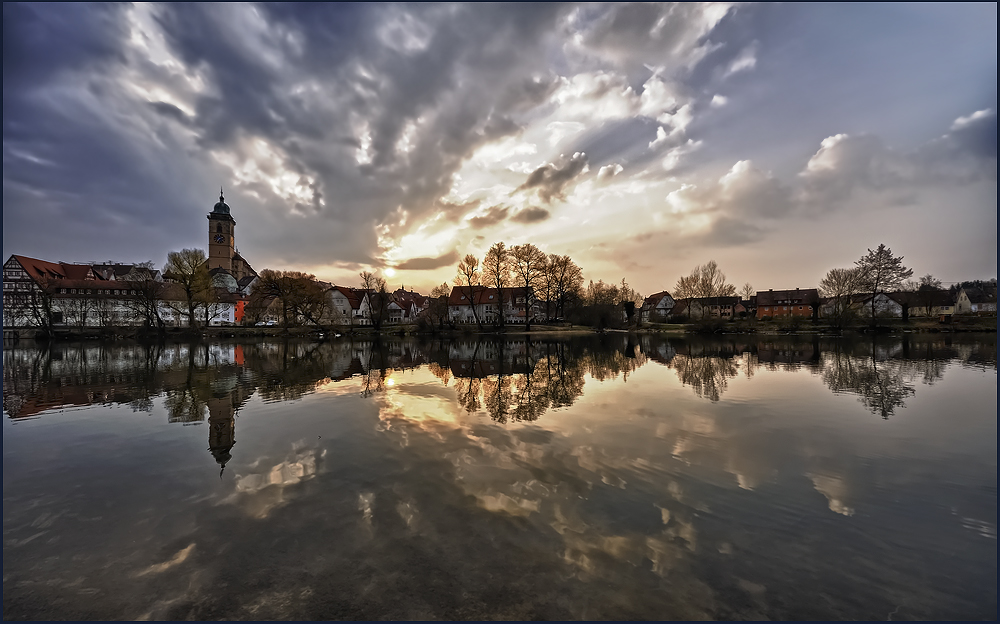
<box><xmin>216</xmin><ymin>223</ymin><xmax>222</xmax><ymax>233</ymax></box>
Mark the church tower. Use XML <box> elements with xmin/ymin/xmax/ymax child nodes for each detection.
<box><xmin>207</xmin><ymin>189</ymin><xmax>236</xmax><ymax>273</ymax></box>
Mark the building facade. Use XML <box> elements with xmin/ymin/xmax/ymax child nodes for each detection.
<box><xmin>3</xmin><ymin>192</ymin><xmax>255</xmax><ymax>330</ymax></box>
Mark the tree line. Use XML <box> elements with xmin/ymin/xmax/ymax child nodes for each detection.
<box><xmin>9</xmin><ymin>239</ymin><xmax>987</xmax><ymax>334</ymax></box>
<box><xmin>440</xmin><ymin>241</ymin><xmax>647</xmax><ymax>330</ymax></box>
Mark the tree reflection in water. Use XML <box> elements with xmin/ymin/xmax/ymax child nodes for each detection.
<box><xmin>819</xmin><ymin>337</ymin><xmax>957</xmax><ymax>419</ymax></box>
<box><xmin>639</xmin><ymin>335</ymin><xmax>984</xmax><ymax>419</ymax></box>
<box><xmin>670</xmin><ymin>354</ymin><xmax>740</xmax><ymax>402</ymax></box>
<box><xmin>2</xmin><ymin>333</ymin><xmax>994</xmax><ymax>440</ymax></box>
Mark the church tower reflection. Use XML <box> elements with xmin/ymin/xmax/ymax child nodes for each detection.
<box><xmin>204</xmin><ymin>366</ymin><xmax>255</xmax><ymax>476</ymax></box>
<box><xmin>207</xmin><ymin>393</ymin><xmax>236</xmax><ymax>476</ymax></box>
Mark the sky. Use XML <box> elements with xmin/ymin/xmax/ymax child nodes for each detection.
<box><xmin>3</xmin><ymin>3</ymin><xmax>996</xmax><ymax>295</ymax></box>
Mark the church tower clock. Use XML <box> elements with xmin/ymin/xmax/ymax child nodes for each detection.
<box><xmin>207</xmin><ymin>189</ymin><xmax>235</xmax><ymax>273</ymax></box>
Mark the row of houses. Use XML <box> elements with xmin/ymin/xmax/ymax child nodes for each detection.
<box><xmin>2</xmin><ymin>254</ymin><xmax>246</xmax><ymax>328</ymax></box>
<box><xmin>327</xmin><ymin>285</ymin><xmax>430</xmax><ymax>326</ymax></box>
<box><xmin>5</xmin><ymin>251</ymin><xmax>996</xmax><ymax>330</ymax></box>
<box><xmin>639</xmin><ymin>285</ymin><xmax>997</xmax><ymax>323</ymax></box>
<box><xmin>1</xmin><ymin>254</ymin><xmax>442</xmax><ymax>329</ymax></box>
<box><xmin>325</xmin><ymin>285</ymin><xmax>543</xmax><ymax>326</ymax></box>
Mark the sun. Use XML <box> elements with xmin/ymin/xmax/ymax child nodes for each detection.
<box><xmin>384</xmin><ymin>267</ymin><xmax>397</xmax><ymax>277</ymax></box>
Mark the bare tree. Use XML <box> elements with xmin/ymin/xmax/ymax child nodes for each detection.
<box><xmin>915</xmin><ymin>274</ymin><xmax>943</xmax><ymax>318</ymax></box>
<box><xmin>198</xmin><ymin>287</ymin><xmax>227</xmax><ymax>326</ymax></box>
<box><xmin>739</xmin><ymin>282</ymin><xmax>755</xmax><ymax>301</ymax></box>
<box><xmin>427</xmin><ymin>282</ymin><xmax>451</xmax><ymax>329</ymax></box>
<box><xmin>257</xmin><ymin>270</ymin><xmax>329</xmax><ymax>328</ymax></box>
<box><xmin>454</xmin><ymin>254</ymin><xmax>483</xmax><ymax>330</ymax></box>
<box><xmin>511</xmin><ymin>243</ymin><xmax>547</xmax><ymax>330</ymax></box>
<box><xmin>257</xmin><ymin>270</ymin><xmax>296</xmax><ymax>328</ymax></box>
<box><xmin>243</xmin><ymin>289</ymin><xmax>274</xmax><ymax>325</ymax></box>
<box><xmin>547</xmin><ymin>254</ymin><xmax>583</xmax><ymax>320</ymax></box>
<box><xmin>63</xmin><ymin>295</ymin><xmax>95</xmax><ymax>330</ymax></box>
<box><xmin>482</xmin><ymin>241</ymin><xmax>512</xmax><ymax>330</ymax></box>
<box><xmin>164</xmin><ymin>248</ymin><xmax>211</xmax><ymax>328</ymax></box>
<box><xmin>93</xmin><ymin>295</ymin><xmax>118</xmax><ymax>328</ymax></box>
<box><xmin>124</xmin><ymin>269</ymin><xmax>167</xmax><ymax>331</ymax></box>
<box><xmin>539</xmin><ymin>255</ymin><xmax>556</xmax><ymax>320</ymax></box>
<box><xmin>2</xmin><ymin>288</ymin><xmax>31</xmax><ymax>328</ymax></box>
<box><xmin>675</xmin><ymin>260</ymin><xmax>736</xmax><ymax>319</ymax></box>
<box><xmin>819</xmin><ymin>267</ymin><xmax>862</xmax><ymax>328</ymax></box>
<box><xmin>619</xmin><ymin>277</ymin><xmax>643</xmax><ymax>324</ymax></box>
<box><xmin>855</xmin><ymin>244</ymin><xmax>913</xmax><ymax>325</ymax></box>
<box><xmin>675</xmin><ymin>260</ymin><xmax>736</xmax><ymax>300</ymax></box>
<box><xmin>26</xmin><ymin>276</ymin><xmax>59</xmax><ymax>333</ymax></box>
<box><xmin>673</xmin><ymin>274</ymin><xmax>698</xmax><ymax>299</ymax></box>
<box><xmin>359</xmin><ymin>271</ymin><xmax>389</xmax><ymax>330</ymax></box>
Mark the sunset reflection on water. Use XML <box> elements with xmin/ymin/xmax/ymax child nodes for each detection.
<box><xmin>3</xmin><ymin>334</ymin><xmax>996</xmax><ymax>620</ymax></box>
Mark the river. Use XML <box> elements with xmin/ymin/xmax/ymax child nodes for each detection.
<box><xmin>3</xmin><ymin>334</ymin><xmax>996</xmax><ymax>620</ymax></box>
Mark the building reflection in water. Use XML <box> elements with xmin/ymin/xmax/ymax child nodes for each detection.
<box><xmin>207</xmin><ymin>399</ymin><xmax>235</xmax><ymax>474</ymax></box>
<box><xmin>2</xmin><ymin>334</ymin><xmax>995</xmax><ymax>453</ymax></box>
<box><xmin>3</xmin><ymin>335</ymin><xmax>996</xmax><ymax>622</ymax></box>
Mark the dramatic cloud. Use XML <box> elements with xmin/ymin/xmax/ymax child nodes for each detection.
<box><xmin>515</xmin><ymin>152</ymin><xmax>589</xmax><ymax>203</ymax></box>
<box><xmin>3</xmin><ymin>3</ymin><xmax>995</xmax><ymax>293</ymax></box>
<box><xmin>510</xmin><ymin>207</ymin><xmax>551</xmax><ymax>224</ymax></box>
<box><xmin>467</xmin><ymin>204</ymin><xmax>510</xmax><ymax>230</ymax></box>
<box><xmin>394</xmin><ymin>250</ymin><xmax>460</xmax><ymax>271</ymax></box>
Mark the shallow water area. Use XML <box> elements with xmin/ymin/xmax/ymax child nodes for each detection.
<box><xmin>3</xmin><ymin>334</ymin><xmax>997</xmax><ymax>620</ymax></box>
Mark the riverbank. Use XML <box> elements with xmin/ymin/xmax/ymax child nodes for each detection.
<box><xmin>3</xmin><ymin>315</ymin><xmax>994</xmax><ymax>343</ymax></box>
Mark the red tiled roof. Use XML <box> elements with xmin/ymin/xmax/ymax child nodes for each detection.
<box><xmin>11</xmin><ymin>255</ymin><xmax>99</xmax><ymax>282</ymax></box>
<box><xmin>642</xmin><ymin>290</ymin><xmax>672</xmax><ymax>308</ymax></box>
<box><xmin>448</xmin><ymin>286</ymin><xmax>530</xmax><ymax>306</ymax></box>
<box><xmin>330</xmin><ymin>285</ymin><xmax>364</xmax><ymax>309</ymax></box>
<box><xmin>393</xmin><ymin>289</ymin><xmax>427</xmax><ymax>310</ymax></box>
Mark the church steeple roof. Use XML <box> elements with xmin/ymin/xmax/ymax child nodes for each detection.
<box><xmin>212</xmin><ymin>187</ymin><xmax>231</xmax><ymax>215</ymax></box>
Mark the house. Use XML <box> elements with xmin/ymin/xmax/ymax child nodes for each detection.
<box><xmin>957</xmin><ymin>287</ymin><xmax>997</xmax><ymax>314</ymax></box>
<box><xmin>392</xmin><ymin>288</ymin><xmax>429</xmax><ymax>323</ymax></box>
<box><xmin>756</xmin><ymin>288</ymin><xmax>820</xmax><ymax>319</ymax></box>
<box><xmin>639</xmin><ymin>290</ymin><xmax>675</xmax><ymax>323</ymax></box>
<box><xmin>849</xmin><ymin>292</ymin><xmax>903</xmax><ymax>318</ymax></box>
<box><xmin>668</xmin><ymin>299</ymin><xmax>690</xmax><ymax>320</ymax></box>
<box><xmin>447</xmin><ymin>286</ymin><xmax>539</xmax><ymax>325</ymax></box>
<box><xmin>3</xmin><ymin>254</ymin><xmax>245</xmax><ymax>328</ymax></box>
<box><xmin>328</xmin><ymin>285</ymin><xmax>369</xmax><ymax>325</ymax></box>
<box><xmin>687</xmin><ymin>296</ymin><xmax>741</xmax><ymax>319</ymax></box>
<box><xmin>3</xmin><ymin>192</ymin><xmax>256</xmax><ymax>329</ymax></box>
<box><xmin>737</xmin><ymin>296</ymin><xmax>757</xmax><ymax>319</ymax></box>
<box><xmin>92</xmin><ymin>263</ymin><xmax>163</xmax><ymax>283</ymax></box>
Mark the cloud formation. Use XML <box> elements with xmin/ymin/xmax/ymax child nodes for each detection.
<box><xmin>515</xmin><ymin>152</ymin><xmax>590</xmax><ymax>203</ymax></box>
<box><xmin>3</xmin><ymin>3</ymin><xmax>995</xmax><ymax>292</ymax></box>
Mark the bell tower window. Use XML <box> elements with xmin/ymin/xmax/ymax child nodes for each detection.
<box><xmin>216</xmin><ymin>223</ymin><xmax>222</xmax><ymax>233</ymax></box>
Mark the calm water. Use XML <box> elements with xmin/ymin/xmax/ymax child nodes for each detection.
<box><xmin>3</xmin><ymin>334</ymin><xmax>996</xmax><ymax>620</ymax></box>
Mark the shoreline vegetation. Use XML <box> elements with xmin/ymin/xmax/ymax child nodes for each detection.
<box><xmin>5</xmin><ymin>315</ymin><xmax>996</xmax><ymax>343</ymax></box>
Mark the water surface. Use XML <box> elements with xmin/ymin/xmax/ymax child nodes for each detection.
<box><xmin>3</xmin><ymin>334</ymin><xmax>996</xmax><ymax>620</ymax></box>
